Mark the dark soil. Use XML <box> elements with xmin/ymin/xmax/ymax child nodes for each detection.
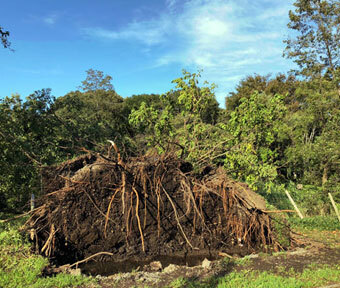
<box><xmin>25</xmin><ymin>152</ymin><xmax>288</xmax><ymax>266</ymax></box>
<box><xmin>95</xmin><ymin>244</ymin><xmax>340</xmax><ymax>288</ymax></box>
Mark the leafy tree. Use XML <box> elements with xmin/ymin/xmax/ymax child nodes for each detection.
<box><xmin>224</xmin><ymin>92</ymin><xmax>289</xmax><ymax>191</ymax></box>
<box><xmin>283</xmin><ymin>0</ymin><xmax>340</xmax><ymax>191</ymax></box>
<box><xmin>284</xmin><ymin>0</ymin><xmax>340</xmax><ymax>84</ymax></box>
<box><xmin>284</xmin><ymin>78</ymin><xmax>340</xmax><ymax>188</ymax></box>
<box><xmin>129</xmin><ymin>70</ymin><xmax>226</xmax><ymax>166</ymax></box>
<box><xmin>54</xmin><ymin>89</ymin><xmax>131</xmax><ymax>154</ymax></box>
<box><xmin>226</xmin><ymin>74</ymin><xmax>299</xmax><ymax>112</ymax></box>
<box><xmin>123</xmin><ymin>94</ymin><xmax>162</xmax><ymax>112</ymax></box>
<box><xmin>0</xmin><ymin>89</ymin><xmax>60</xmax><ymax>210</ymax></box>
<box><xmin>79</xmin><ymin>69</ymin><xmax>115</xmax><ymax>92</ymax></box>
<box><xmin>0</xmin><ymin>26</ymin><xmax>11</xmax><ymax>49</ymax></box>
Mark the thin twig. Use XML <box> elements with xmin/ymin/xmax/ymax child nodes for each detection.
<box><xmin>262</xmin><ymin>210</ymin><xmax>296</xmax><ymax>213</ymax></box>
<box><xmin>0</xmin><ymin>208</ymin><xmax>40</xmax><ymax>223</ymax></box>
<box><xmin>62</xmin><ymin>252</ymin><xmax>114</xmax><ymax>269</ymax></box>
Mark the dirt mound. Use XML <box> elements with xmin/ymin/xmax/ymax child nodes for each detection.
<box><xmin>25</xmin><ymin>152</ymin><xmax>288</xmax><ymax>265</ymax></box>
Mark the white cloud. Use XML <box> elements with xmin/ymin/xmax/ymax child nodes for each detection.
<box><xmin>83</xmin><ymin>0</ymin><xmax>295</xmax><ymax>105</ymax></box>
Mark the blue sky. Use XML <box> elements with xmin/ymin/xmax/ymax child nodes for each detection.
<box><xmin>0</xmin><ymin>0</ymin><xmax>296</xmax><ymax>106</ymax></box>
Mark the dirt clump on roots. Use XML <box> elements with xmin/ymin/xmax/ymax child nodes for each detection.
<box><xmin>25</xmin><ymin>152</ymin><xmax>289</xmax><ymax>265</ymax></box>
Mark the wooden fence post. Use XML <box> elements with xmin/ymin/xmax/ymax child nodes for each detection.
<box><xmin>285</xmin><ymin>190</ymin><xmax>304</xmax><ymax>219</ymax></box>
<box><xmin>328</xmin><ymin>193</ymin><xmax>340</xmax><ymax>223</ymax></box>
<box><xmin>31</xmin><ymin>193</ymin><xmax>35</xmax><ymax>211</ymax></box>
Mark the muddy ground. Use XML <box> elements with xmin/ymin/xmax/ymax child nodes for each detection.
<box><xmin>77</xmin><ymin>230</ymin><xmax>340</xmax><ymax>288</ymax></box>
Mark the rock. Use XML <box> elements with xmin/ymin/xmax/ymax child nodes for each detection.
<box><xmin>143</xmin><ymin>261</ymin><xmax>163</xmax><ymax>272</ymax></box>
<box><xmin>163</xmin><ymin>264</ymin><xmax>179</xmax><ymax>273</ymax></box>
<box><xmin>69</xmin><ymin>268</ymin><xmax>82</xmax><ymax>276</ymax></box>
<box><xmin>201</xmin><ymin>258</ymin><xmax>211</xmax><ymax>269</ymax></box>
<box><xmin>289</xmin><ymin>247</ymin><xmax>307</xmax><ymax>255</ymax></box>
<box><xmin>149</xmin><ymin>261</ymin><xmax>163</xmax><ymax>271</ymax></box>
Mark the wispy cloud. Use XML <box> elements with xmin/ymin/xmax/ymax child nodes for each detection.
<box><xmin>166</xmin><ymin>0</ymin><xmax>177</xmax><ymax>9</ymax></box>
<box><xmin>43</xmin><ymin>14</ymin><xmax>59</xmax><ymax>25</ymax></box>
<box><xmin>83</xmin><ymin>0</ymin><xmax>295</xmax><ymax>104</ymax></box>
<box><xmin>83</xmin><ymin>16</ymin><xmax>171</xmax><ymax>46</ymax></box>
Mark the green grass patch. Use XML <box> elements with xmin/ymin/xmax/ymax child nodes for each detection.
<box><xmin>0</xmin><ymin>217</ymin><xmax>95</xmax><ymax>288</ymax></box>
<box><xmin>288</xmin><ymin>215</ymin><xmax>340</xmax><ymax>231</ymax></box>
<box><xmin>166</xmin><ymin>264</ymin><xmax>340</xmax><ymax>288</ymax></box>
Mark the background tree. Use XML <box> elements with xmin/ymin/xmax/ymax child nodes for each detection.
<box><xmin>0</xmin><ymin>89</ymin><xmax>61</xmax><ymax>210</ymax></box>
<box><xmin>54</xmin><ymin>89</ymin><xmax>131</xmax><ymax>154</ymax></box>
<box><xmin>226</xmin><ymin>74</ymin><xmax>299</xmax><ymax>113</ymax></box>
<box><xmin>284</xmin><ymin>0</ymin><xmax>340</xmax><ymax>84</ymax></box>
<box><xmin>129</xmin><ymin>70</ymin><xmax>226</xmax><ymax>167</ymax></box>
<box><xmin>224</xmin><ymin>92</ymin><xmax>289</xmax><ymax>191</ymax></box>
<box><xmin>282</xmin><ymin>0</ymin><xmax>340</xmax><ymax>188</ymax></box>
<box><xmin>0</xmin><ymin>26</ymin><xmax>11</xmax><ymax>49</ymax></box>
<box><xmin>284</xmin><ymin>79</ymin><xmax>340</xmax><ymax>186</ymax></box>
<box><xmin>79</xmin><ymin>69</ymin><xmax>115</xmax><ymax>92</ymax></box>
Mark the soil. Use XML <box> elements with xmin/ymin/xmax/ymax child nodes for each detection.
<box><xmin>89</xmin><ymin>231</ymin><xmax>340</xmax><ymax>288</ymax></box>
<box><xmin>26</xmin><ymin>152</ymin><xmax>287</xmax><ymax>266</ymax></box>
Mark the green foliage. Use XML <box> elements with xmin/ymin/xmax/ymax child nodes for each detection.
<box><xmin>172</xmin><ymin>70</ymin><xmax>219</xmax><ymax>124</ymax></box>
<box><xmin>0</xmin><ymin>90</ymin><xmax>61</xmax><ymax>210</ymax></box>
<box><xmin>284</xmin><ymin>0</ymin><xmax>340</xmax><ymax>81</ymax></box>
<box><xmin>224</xmin><ymin>92</ymin><xmax>289</xmax><ymax>191</ymax></box>
<box><xmin>0</xmin><ymin>85</ymin><xmax>132</xmax><ymax>210</ymax></box>
<box><xmin>54</xmin><ymin>89</ymin><xmax>130</xmax><ymax>152</ymax></box>
<box><xmin>288</xmin><ymin>216</ymin><xmax>340</xmax><ymax>231</ymax></box>
<box><xmin>123</xmin><ymin>93</ymin><xmax>162</xmax><ymax>113</ymax></box>
<box><xmin>284</xmin><ymin>78</ymin><xmax>340</xmax><ymax>187</ymax></box>
<box><xmin>226</xmin><ymin>74</ymin><xmax>299</xmax><ymax>112</ymax></box>
<box><xmin>129</xmin><ymin>70</ymin><xmax>225</xmax><ymax>168</ymax></box>
<box><xmin>271</xmin><ymin>215</ymin><xmax>291</xmax><ymax>248</ymax></box>
<box><xmin>0</xmin><ymin>224</ymin><xmax>93</xmax><ymax>288</ymax></box>
<box><xmin>259</xmin><ymin>182</ymin><xmax>340</xmax><ymax>217</ymax></box>
<box><xmin>129</xmin><ymin>101</ymin><xmax>174</xmax><ymax>153</ymax></box>
<box><xmin>79</xmin><ymin>69</ymin><xmax>115</xmax><ymax>92</ymax></box>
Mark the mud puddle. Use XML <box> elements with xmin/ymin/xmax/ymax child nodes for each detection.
<box><xmin>81</xmin><ymin>253</ymin><xmax>218</xmax><ymax>276</ymax></box>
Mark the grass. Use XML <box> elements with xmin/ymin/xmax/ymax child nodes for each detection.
<box><xmin>0</xmin><ymin>214</ymin><xmax>95</xmax><ymax>288</ymax></box>
<box><xmin>166</xmin><ymin>264</ymin><xmax>340</xmax><ymax>288</ymax></box>
<box><xmin>288</xmin><ymin>215</ymin><xmax>340</xmax><ymax>231</ymax></box>
<box><xmin>1</xmin><ymin>212</ymin><xmax>339</xmax><ymax>288</ymax></box>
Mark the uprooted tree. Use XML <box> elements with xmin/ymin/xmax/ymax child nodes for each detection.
<box><xmin>25</xmin><ymin>151</ymin><xmax>290</xmax><ymax>264</ymax></box>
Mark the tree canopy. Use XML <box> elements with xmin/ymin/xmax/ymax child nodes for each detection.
<box><xmin>79</xmin><ymin>69</ymin><xmax>115</xmax><ymax>92</ymax></box>
<box><xmin>284</xmin><ymin>0</ymin><xmax>340</xmax><ymax>83</ymax></box>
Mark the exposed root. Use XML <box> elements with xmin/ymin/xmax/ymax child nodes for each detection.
<box><xmin>25</xmin><ymin>152</ymin><xmax>287</xmax><ymax>265</ymax></box>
